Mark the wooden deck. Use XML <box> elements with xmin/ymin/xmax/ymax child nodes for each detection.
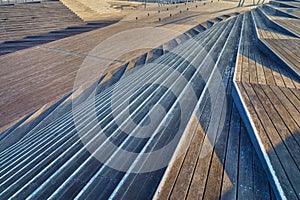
<box><xmin>0</xmin><ymin>1</ymin><xmax>254</xmax><ymax>133</ymax></box>
<box><xmin>154</xmin><ymin>13</ymin><xmax>275</xmax><ymax>200</ymax></box>
<box><xmin>0</xmin><ymin>14</ymin><xmax>269</xmax><ymax>199</ymax></box>
<box><xmin>258</xmin><ymin>6</ymin><xmax>300</xmax><ymax>37</ymax></box>
<box><xmin>233</xmin><ymin>9</ymin><xmax>300</xmax><ymax>200</ymax></box>
<box><xmin>0</xmin><ymin>14</ymin><xmax>227</xmax><ymax>134</ymax></box>
<box><xmin>273</xmin><ymin>19</ymin><xmax>300</xmax><ymax>37</ymax></box>
<box><xmin>0</xmin><ymin>1</ymin><xmax>300</xmax><ymax>200</ymax></box>
<box><xmin>270</xmin><ymin>0</ymin><xmax>300</xmax><ymax>8</ymax></box>
<box><xmin>0</xmin><ymin>1</ymin><xmax>83</xmax><ymax>43</ymax></box>
<box><xmin>263</xmin><ymin>3</ymin><xmax>300</xmax><ymax>18</ymax></box>
<box><xmin>252</xmin><ymin>9</ymin><xmax>300</xmax><ymax>78</ymax></box>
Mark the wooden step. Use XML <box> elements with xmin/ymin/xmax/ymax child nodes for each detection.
<box><xmin>233</xmin><ymin>10</ymin><xmax>300</xmax><ymax>200</ymax></box>
<box><xmin>251</xmin><ymin>9</ymin><xmax>300</xmax><ymax>79</ymax></box>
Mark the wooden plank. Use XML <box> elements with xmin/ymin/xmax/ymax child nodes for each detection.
<box><xmin>235</xmin><ymin>12</ymin><xmax>245</xmax><ymax>83</ymax></box>
<box><xmin>235</xmin><ymin>53</ymin><xmax>243</xmax><ymax>82</ymax></box>
<box><xmin>169</xmin><ymin>116</ymin><xmax>206</xmax><ymax>199</ymax></box>
<box><xmin>265</xmin><ymin>39</ymin><xmax>300</xmax><ymax>67</ymax></box>
<box><xmin>255</xmin><ymin>51</ymin><xmax>267</xmax><ymax>85</ymax></box>
<box><xmin>186</xmin><ymin>141</ymin><xmax>211</xmax><ymax>199</ymax></box>
<box><xmin>249</xmin><ymin>35</ymin><xmax>257</xmax><ymax>84</ymax></box>
<box><xmin>261</xmin><ymin>85</ymin><xmax>300</xmax><ymax>147</ymax></box>
<box><xmin>252</xmin><ymin>9</ymin><xmax>300</xmax><ymax>78</ymax></box>
<box><xmin>267</xmin><ymin>59</ymin><xmax>285</xmax><ymax>87</ymax></box>
<box><xmin>186</xmin><ymin>83</ymin><xmax>227</xmax><ymax>200</ymax></box>
<box><xmin>275</xmin><ymin>64</ymin><xmax>297</xmax><ymax>89</ymax></box>
<box><xmin>278</xmin><ymin>87</ymin><xmax>300</xmax><ymax>115</ymax></box>
<box><xmin>0</xmin><ymin>1</ymin><xmax>84</xmax><ymax>43</ymax></box>
<box><xmin>241</xmin><ymin>13</ymin><xmax>250</xmax><ymax>83</ymax></box>
<box><xmin>243</xmin><ymin>82</ymin><xmax>300</xmax><ymax>198</ymax></box>
<box><xmin>154</xmin><ymin>110</ymin><xmax>207</xmax><ymax>200</ymax></box>
<box><xmin>237</xmin><ymin>82</ymin><xmax>297</xmax><ymax>199</ymax></box>
<box><xmin>237</xmin><ymin>123</ymin><xmax>253</xmax><ymax>200</ymax></box>
<box><xmin>260</xmin><ymin>53</ymin><xmax>276</xmax><ymax>86</ymax></box>
<box><xmin>252</xmin><ymin>84</ymin><xmax>300</xmax><ymax>168</ymax></box>
<box><xmin>270</xmin><ymin>86</ymin><xmax>300</xmax><ymax>127</ymax></box>
<box><xmin>220</xmin><ymin>103</ymin><xmax>240</xmax><ymax>200</ymax></box>
<box><xmin>253</xmin><ymin>149</ymin><xmax>270</xmax><ymax>200</ymax></box>
<box><xmin>264</xmin><ymin>40</ymin><xmax>300</xmax><ymax>73</ymax></box>
<box><xmin>273</xmin><ymin>19</ymin><xmax>300</xmax><ymax>36</ymax></box>
<box><xmin>203</xmin><ymin>96</ymin><xmax>232</xmax><ymax>199</ymax></box>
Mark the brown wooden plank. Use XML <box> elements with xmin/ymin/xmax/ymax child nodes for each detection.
<box><xmin>268</xmin><ymin>61</ymin><xmax>285</xmax><ymax>87</ymax></box>
<box><xmin>235</xmin><ymin>53</ymin><xmax>243</xmax><ymax>82</ymax></box>
<box><xmin>279</xmin><ymin>87</ymin><xmax>300</xmax><ymax>114</ymax></box>
<box><xmin>260</xmin><ymin>53</ymin><xmax>276</xmax><ymax>86</ymax></box>
<box><xmin>203</xmin><ymin>98</ymin><xmax>232</xmax><ymax>199</ymax></box>
<box><xmin>241</xmin><ymin>13</ymin><xmax>250</xmax><ymax>83</ymax></box>
<box><xmin>261</xmin><ymin>86</ymin><xmax>300</xmax><ymax>144</ymax></box>
<box><xmin>252</xmin><ymin>84</ymin><xmax>300</xmax><ymax>168</ymax></box>
<box><xmin>237</xmin><ymin>82</ymin><xmax>297</xmax><ymax>199</ymax></box>
<box><xmin>243</xmin><ymin>82</ymin><xmax>300</xmax><ymax>198</ymax></box>
<box><xmin>265</xmin><ymin>39</ymin><xmax>300</xmax><ymax>67</ymax></box>
<box><xmin>154</xmin><ymin>114</ymin><xmax>201</xmax><ymax>200</ymax></box>
<box><xmin>0</xmin><ymin>1</ymin><xmax>83</xmax><ymax>43</ymax></box>
<box><xmin>264</xmin><ymin>39</ymin><xmax>300</xmax><ymax>74</ymax></box>
<box><xmin>275</xmin><ymin>64</ymin><xmax>297</xmax><ymax>89</ymax></box>
<box><xmin>170</xmin><ymin>117</ymin><xmax>206</xmax><ymax>199</ymax></box>
<box><xmin>255</xmin><ymin>51</ymin><xmax>267</xmax><ymax>85</ymax></box>
<box><xmin>241</xmin><ymin>47</ymin><xmax>249</xmax><ymax>83</ymax></box>
<box><xmin>287</xmin><ymin>88</ymin><xmax>300</xmax><ymax>109</ymax></box>
<box><xmin>270</xmin><ymin>86</ymin><xmax>300</xmax><ymax>128</ymax></box>
<box><xmin>249</xmin><ymin>42</ymin><xmax>258</xmax><ymax>84</ymax></box>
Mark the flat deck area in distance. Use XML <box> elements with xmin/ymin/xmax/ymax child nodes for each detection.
<box><xmin>0</xmin><ymin>1</ymin><xmax>255</xmax><ymax>133</ymax></box>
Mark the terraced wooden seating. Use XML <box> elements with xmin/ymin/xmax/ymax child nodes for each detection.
<box><xmin>0</xmin><ymin>10</ymin><xmax>234</xmax><ymax>136</ymax></box>
<box><xmin>262</xmin><ymin>3</ymin><xmax>300</xmax><ymax>19</ymax></box>
<box><xmin>270</xmin><ymin>0</ymin><xmax>300</xmax><ymax>8</ymax></box>
<box><xmin>2</xmin><ymin>0</ymin><xmax>299</xmax><ymax>197</ymax></box>
<box><xmin>251</xmin><ymin>8</ymin><xmax>300</xmax><ymax>78</ymax></box>
<box><xmin>257</xmin><ymin>6</ymin><xmax>300</xmax><ymax>37</ymax></box>
<box><xmin>233</xmin><ymin>10</ymin><xmax>300</xmax><ymax>200</ymax></box>
<box><xmin>154</xmin><ymin>14</ymin><xmax>274</xmax><ymax>200</ymax></box>
<box><xmin>0</xmin><ymin>15</ymin><xmax>274</xmax><ymax>199</ymax></box>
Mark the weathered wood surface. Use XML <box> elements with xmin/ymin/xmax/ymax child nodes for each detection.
<box><xmin>0</xmin><ymin>1</ymin><xmax>83</xmax><ymax>43</ymax></box>
<box><xmin>0</xmin><ymin>1</ymin><xmax>254</xmax><ymax>133</ymax></box>
<box><xmin>154</xmin><ymin>14</ymin><xmax>273</xmax><ymax>200</ymax></box>
<box><xmin>233</xmin><ymin>8</ymin><xmax>300</xmax><ymax>200</ymax></box>
<box><xmin>252</xmin><ymin>8</ymin><xmax>300</xmax><ymax>78</ymax></box>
